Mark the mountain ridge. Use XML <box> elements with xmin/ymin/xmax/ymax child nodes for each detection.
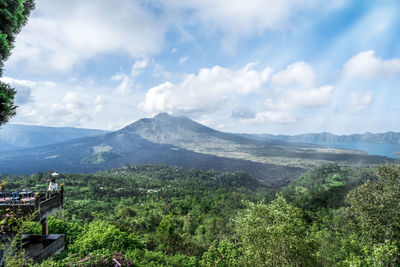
<box><xmin>0</xmin><ymin>124</ymin><xmax>109</xmax><ymax>151</ymax></box>
<box><xmin>0</xmin><ymin>126</ymin><xmax>306</xmax><ymax>188</ymax></box>
<box><xmin>237</xmin><ymin>131</ymin><xmax>400</xmax><ymax>144</ymax></box>
<box><xmin>0</xmin><ymin>113</ymin><xmax>396</xmax><ymax>188</ymax></box>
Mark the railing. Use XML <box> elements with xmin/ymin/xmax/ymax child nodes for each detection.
<box><xmin>0</xmin><ymin>187</ymin><xmax>65</xmax><ymax>265</ymax></box>
<box><xmin>22</xmin><ymin>234</ymin><xmax>65</xmax><ymax>262</ymax></box>
<box><xmin>37</xmin><ymin>192</ymin><xmax>64</xmax><ymax>220</ymax></box>
<box><xmin>0</xmin><ymin>189</ymin><xmax>64</xmax><ymax>221</ymax></box>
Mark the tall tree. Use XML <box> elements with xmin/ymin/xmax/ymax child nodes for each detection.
<box><xmin>0</xmin><ymin>0</ymin><xmax>35</xmax><ymax>125</ymax></box>
<box><xmin>345</xmin><ymin>164</ymin><xmax>400</xmax><ymax>265</ymax></box>
<box><xmin>347</xmin><ymin>165</ymin><xmax>400</xmax><ymax>245</ymax></box>
<box><xmin>235</xmin><ymin>196</ymin><xmax>316</xmax><ymax>266</ymax></box>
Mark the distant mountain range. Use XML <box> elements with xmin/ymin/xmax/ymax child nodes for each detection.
<box><xmin>237</xmin><ymin>132</ymin><xmax>400</xmax><ymax>144</ymax></box>
<box><xmin>0</xmin><ymin>113</ymin><xmax>396</xmax><ymax>188</ymax></box>
<box><xmin>0</xmin><ymin>124</ymin><xmax>108</xmax><ymax>151</ymax></box>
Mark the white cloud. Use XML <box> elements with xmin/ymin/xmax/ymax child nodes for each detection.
<box><xmin>26</xmin><ymin>92</ymin><xmax>104</xmax><ymax>127</ymax></box>
<box><xmin>163</xmin><ymin>0</ymin><xmax>318</xmax><ymax>37</ymax></box>
<box><xmin>131</xmin><ymin>59</ymin><xmax>148</xmax><ymax>78</ymax></box>
<box><xmin>0</xmin><ymin>77</ymin><xmax>36</xmax><ymax>88</ymax></box>
<box><xmin>266</xmin><ymin>86</ymin><xmax>333</xmax><ymax>110</ymax></box>
<box><xmin>5</xmin><ymin>0</ymin><xmax>331</xmax><ymax>75</ymax></box>
<box><xmin>43</xmin><ymin>81</ymin><xmax>57</xmax><ymax>88</ymax></box>
<box><xmin>8</xmin><ymin>0</ymin><xmax>166</xmax><ymax>72</ymax></box>
<box><xmin>343</xmin><ymin>50</ymin><xmax>400</xmax><ymax>79</ymax></box>
<box><xmin>1</xmin><ymin>76</ymin><xmax>108</xmax><ymax>128</ymax></box>
<box><xmin>270</xmin><ymin>61</ymin><xmax>316</xmax><ymax>89</ymax></box>
<box><xmin>139</xmin><ymin>63</ymin><xmax>271</xmax><ymax>115</ymax></box>
<box><xmin>111</xmin><ymin>59</ymin><xmax>149</xmax><ymax>95</ymax></box>
<box><xmin>267</xmin><ymin>62</ymin><xmax>333</xmax><ymax>111</ymax></box>
<box><xmin>153</xmin><ymin>64</ymin><xmax>172</xmax><ymax>79</ymax></box>
<box><xmin>111</xmin><ymin>74</ymin><xmax>132</xmax><ymax>96</ymax></box>
<box><xmin>44</xmin><ymin>92</ymin><xmax>103</xmax><ymax>126</ymax></box>
<box><xmin>0</xmin><ymin>77</ymin><xmax>55</xmax><ymax>105</ymax></box>
<box><xmin>179</xmin><ymin>56</ymin><xmax>189</xmax><ymax>65</ymax></box>
<box><xmin>139</xmin><ymin>61</ymin><xmax>333</xmax><ymax>125</ymax></box>
<box><xmin>242</xmin><ymin>111</ymin><xmax>296</xmax><ymax>124</ymax></box>
<box><xmin>342</xmin><ymin>91</ymin><xmax>372</xmax><ymax>113</ymax></box>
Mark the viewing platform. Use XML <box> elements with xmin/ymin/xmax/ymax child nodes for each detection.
<box><xmin>0</xmin><ymin>186</ymin><xmax>65</xmax><ymax>264</ymax></box>
<box><xmin>0</xmin><ymin>189</ymin><xmax>64</xmax><ymax>221</ymax></box>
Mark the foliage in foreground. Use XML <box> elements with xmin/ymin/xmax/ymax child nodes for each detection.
<box><xmin>2</xmin><ymin>163</ymin><xmax>400</xmax><ymax>266</ymax></box>
<box><xmin>0</xmin><ymin>0</ymin><xmax>35</xmax><ymax>125</ymax></box>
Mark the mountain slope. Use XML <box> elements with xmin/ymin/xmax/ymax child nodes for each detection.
<box><xmin>0</xmin><ymin>114</ymin><xmax>396</xmax><ymax>188</ymax></box>
<box><xmin>124</xmin><ymin>112</ymin><xmax>253</xmax><ymax>148</ymax></box>
<box><xmin>0</xmin><ymin>128</ymin><xmax>305</xmax><ymax>188</ymax></box>
<box><xmin>121</xmin><ymin>113</ymin><xmax>395</xmax><ymax>168</ymax></box>
<box><xmin>0</xmin><ymin>124</ymin><xmax>109</xmax><ymax>151</ymax></box>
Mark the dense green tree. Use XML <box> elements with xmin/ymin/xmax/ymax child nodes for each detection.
<box><xmin>4</xmin><ymin>163</ymin><xmax>400</xmax><ymax>266</ymax></box>
<box><xmin>344</xmin><ymin>240</ymin><xmax>398</xmax><ymax>267</ymax></box>
<box><xmin>235</xmin><ymin>196</ymin><xmax>315</xmax><ymax>266</ymax></box>
<box><xmin>0</xmin><ymin>81</ymin><xmax>16</xmax><ymax>124</ymax></box>
<box><xmin>156</xmin><ymin>213</ymin><xmax>184</xmax><ymax>254</ymax></box>
<box><xmin>280</xmin><ymin>163</ymin><xmax>376</xmax><ymax>211</ymax></box>
<box><xmin>309</xmin><ymin>208</ymin><xmax>362</xmax><ymax>265</ymax></box>
<box><xmin>68</xmin><ymin>220</ymin><xmax>142</xmax><ymax>257</ymax></box>
<box><xmin>0</xmin><ymin>0</ymin><xmax>35</xmax><ymax>125</ymax></box>
<box><xmin>200</xmin><ymin>239</ymin><xmax>243</xmax><ymax>266</ymax></box>
<box><xmin>346</xmin><ymin>164</ymin><xmax>400</xmax><ymax>264</ymax></box>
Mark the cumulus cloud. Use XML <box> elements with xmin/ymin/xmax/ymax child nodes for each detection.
<box><xmin>139</xmin><ymin>61</ymin><xmax>333</xmax><ymax>125</ymax></box>
<box><xmin>20</xmin><ymin>92</ymin><xmax>104</xmax><ymax>127</ymax></box>
<box><xmin>1</xmin><ymin>76</ymin><xmax>110</xmax><ymax>128</ymax></box>
<box><xmin>8</xmin><ymin>0</ymin><xmax>166</xmax><ymax>72</ymax></box>
<box><xmin>138</xmin><ymin>63</ymin><xmax>271</xmax><ymax>115</ymax></box>
<box><xmin>343</xmin><ymin>50</ymin><xmax>400</xmax><ymax>79</ymax></box>
<box><xmin>266</xmin><ymin>85</ymin><xmax>333</xmax><ymax>110</ymax></box>
<box><xmin>46</xmin><ymin>92</ymin><xmax>103</xmax><ymax>126</ymax></box>
<box><xmin>270</xmin><ymin>61</ymin><xmax>316</xmax><ymax>89</ymax></box>
<box><xmin>266</xmin><ymin>62</ymin><xmax>333</xmax><ymax>111</ymax></box>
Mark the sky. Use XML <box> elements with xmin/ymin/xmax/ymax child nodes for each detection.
<box><xmin>1</xmin><ymin>0</ymin><xmax>400</xmax><ymax>134</ymax></box>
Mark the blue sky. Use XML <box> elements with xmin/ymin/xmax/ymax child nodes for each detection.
<box><xmin>1</xmin><ymin>0</ymin><xmax>400</xmax><ymax>134</ymax></box>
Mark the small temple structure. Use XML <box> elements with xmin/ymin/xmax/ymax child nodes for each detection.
<box><xmin>0</xmin><ymin>185</ymin><xmax>65</xmax><ymax>264</ymax></box>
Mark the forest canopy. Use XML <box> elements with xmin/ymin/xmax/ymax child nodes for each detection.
<box><xmin>1</xmin><ymin>163</ymin><xmax>399</xmax><ymax>266</ymax></box>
